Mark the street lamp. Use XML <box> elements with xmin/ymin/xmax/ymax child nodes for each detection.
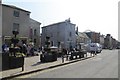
<box><xmin>11</xmin><ymin>30</ymin><xmax>19</xmax><ymax>47</ymax></box>
<box><xmin>12</xmin><ymin>30</ymin><xmax>19</xmax><ymax>38</ymax></box>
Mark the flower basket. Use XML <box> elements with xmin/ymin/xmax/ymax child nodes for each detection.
<box><xmin>2</xmin><ymin>53</ymin><xmax>10</xmax><ymax>70</ymax></box>
<box><xmin>11</xmin><ymin>37</ymin><xmax>19</xmax><ymax>44</ymax></box>
<box><xmin>9</xmin><ymin>55</ymin><xmax>24</xmax><ymax>69</ymax></box>
<box><xmin>40</xmin><ymin>51</ymin><xmax>57</xmax><ymax>62</ymax></box>
<box><xmin>2</xmin><ymin>53</ymin><xmax>25</xmax><ymax>70</ymax></box>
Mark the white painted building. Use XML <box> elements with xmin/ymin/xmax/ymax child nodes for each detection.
<box><xmin>2</xmin><ymin>4</ymin><xmax>41</xmax><ymax>47</ymax></box>
<box><xmin>29</xmin><ymin>19</ymin><xmax>41</xmax><ymax>47</ymax></box>
<box><xmin>41</xmin><ymin>19</ymin><xmax>76</xmax><ymax>49</ymax></box>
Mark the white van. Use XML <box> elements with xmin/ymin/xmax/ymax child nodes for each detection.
<box><xmin>85</xmin><ymin>43</ymin><xmax>102</xmax><ymax>53</ymax></box>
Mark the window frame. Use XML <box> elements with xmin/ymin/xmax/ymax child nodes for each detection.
<box><xmin>13</xmin><ymin>10</ymin><xmax>20</xmax><ymax>17</ymax></box>
<box><xmin>13</xmin><ymin>23</ymin><xmax>20</xmax><ymax>32</ymax></box>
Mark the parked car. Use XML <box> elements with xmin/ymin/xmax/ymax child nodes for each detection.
<box><xmin>85</xmin><ymin>43</ymin><xmax>102</xmax><ymax>53</ymax></box>
<box><xmin>116</xmin><ymin>46</ymin><xmax>120</xmax><ymax>49</ymax></box>
<box><xmin>109</xmin><ymin>47</ymin><xmax>113</xmax><ymax>50</ymax></box>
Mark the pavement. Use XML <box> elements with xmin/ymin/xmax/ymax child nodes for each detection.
<box><xmin>1</xmin><ymin>52</ymin><xmax>93</xmax><ymax>79</ymax></box>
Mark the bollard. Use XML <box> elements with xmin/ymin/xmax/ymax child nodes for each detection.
<box><xmin>22</xmin><ymin>65</ymin><xmax>24</xmax><ymax>71</ymax></box>
<box><xmin>90</xmin><ymin>52</ymin><xmax>92</xmax><ymax>57</ymax></box>
<box><xmin>62</xmin><ymin>55</ymin><xmax>64</xmax><ymax>63</ymax></box>
<box><xmin>85</xmin><ymin>53</ymin><xmax>87</xmax><ymax>58</ymax></box>
<box><xmin>62</xmin><ymin>58</ymin><xmax>64</xmax><ymax>63</ymax></box>
<box><xmin>66</xmin><ymin>55</ymin><xmax>69</xmax><ymax>61</ymax></box>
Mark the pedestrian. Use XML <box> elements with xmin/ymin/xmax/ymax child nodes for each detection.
<box><xmin>22</xmin><ymin>43</ymin><xmax>27</xmax><ymax>55</ymax></box>
<box><xmin>27</xmin><ymin>44</ymin><xmax>31</xmax><ymax>56</ymax></box>
<box><xmin>30</xmin><ymin>45</ymin><xmax>34</xmax><ymax>56</ymax></box>
<box><xmin>66</xmin><ymin>49</ymin><xmax>69</xmax><ymax>61</ymax></box>
<box><xmin>91</xmin><ymin>51</ymin><xmax>94</xmax><ymax>57</ymax></box>
<box><xmin>38</xmin><ymin>45</ymin><xmax>41</xmax><ymax>52</ymax></box>
<box><xmin>61</xmin><ymin>48</ymin><xmax>64</xmax><ymax>63</ymax></box>
<box><xmin>2</xmin><ymin>43</ymin><xmax>9</xmax><ymax>53</ymax></box>
<box><xmin>42</xmin><ymin>46</ymin><xmax>45</xmax><ymax>53</ymax></box>
<box><xmin>63</xmin><ymin>48</ymin><xmax>68</xmax><ymax>61</ymax></box>
<box><xmin>62</xmin><ymin>48</ymin><xmax>67</xmax><ymax>63</ymax></box>
<box><xmin>61</xmin><ymin>54</ymin><xmax>64</xmax><ymax>63</ymax></box>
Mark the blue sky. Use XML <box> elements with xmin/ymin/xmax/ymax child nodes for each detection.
<box><xmin>3</xmin><ymin>0</ymin><xmax>119</xmax><ymax>40</ymax></box>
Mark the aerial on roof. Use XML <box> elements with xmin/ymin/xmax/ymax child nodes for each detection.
<box><xmin>2</xmin><ymin>4</ymin><xmax>31</xmax><ymax>13</ymax></box>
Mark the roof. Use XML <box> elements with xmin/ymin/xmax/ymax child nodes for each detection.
<box><xmin>2</xmin><ymin>4</ymin><xmax>31</xmax><ymax>13</ymax></box>
<box><xmin>42</xmin><ymin>20</ymin><xmax>76</xmax><ymax>28</ymax></box>
<box><xmin>78</xmin><ymin>32</ymin><xmax>90</xmax><ymax>39</ymax></box>
<box><xmin>30</xmin><ymin>18</ymin><xmax>41</xmax><ymax>25</ymax></box>
<box><xmin>84</xmin><ymin>30</ymin><xmax>100</xmax><ymax>34</ymax></box>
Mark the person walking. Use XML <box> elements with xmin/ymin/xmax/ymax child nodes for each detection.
<box><xmin>2</xmin><ymin>43</ymin><xmax>9</xmax><ymax>53</ymax></box>
<box><xmin>22</xmin><ymin>43</ymin><xmax>27</xmax><ymax>55</ymax></box>
<box><xmin>65</xmin><ymin>48</ymin><xmax>69</xmax><ymax>61</ymax></box>
<box><xmin>30</xmin><ymin>45</ymin><xmax>34</xmax><ymax>56</ymax></box>
<box><xmin>27</xmin><ymin>44</ymin><xmax>31</xmax><ymax>56</ymax></box>
<box><xmin>61</xmin><ymin>48</ymin><xmax>65</xmax><ymax>63</ymax></box>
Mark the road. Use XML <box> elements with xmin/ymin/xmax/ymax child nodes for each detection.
<box><xmin>21</xmin><ymin>50</ymin><xmax>118</xmax><ymax>78</ymax></box>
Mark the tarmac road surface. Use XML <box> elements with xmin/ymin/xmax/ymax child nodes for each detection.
<box><xmin>20</xmin><ymin>49</ymin><xmax>118</xmax><ymax>78</ymax></box>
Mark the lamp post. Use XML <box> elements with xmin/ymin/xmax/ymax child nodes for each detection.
<box><xmin>11</xmin><ymin>30</ymin><xmax>19</xmax><ymax>56</ymax></box>
<box><xmin>12</xmin><ymin>30</ymin><xmax>25</xmax><ymax>71</ymax></box>
<box><xmin>12</xmin><ymin>30</ymin><xmax>19</xmax><ymax>38</ymax></box>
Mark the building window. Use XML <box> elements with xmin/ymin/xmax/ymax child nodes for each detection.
<box><xmin>69</xmin><ymin>32</ymin><xmax>72</xmax><ymax>37</ymax></box>
<box><xmin>27</xmin><ymin>13</ymin><xmax>30</xmax><ymax>16</ymax></box>
<box><xmin>58</xmin><ymin>42</ymin><xmax>60</xmax><ymax>47</ymax></box>
<box><xmin>13</xmin><ymin>10</ymin><xmax>20</xmax><ymax>17</ymax></box>
<box><xmin>51</xmin><ymin>41</ymin><xmax>53</xmax><ymax>46</ymax></box>
<box><xmin>34</xmin><ymin>39</ymin><xmax>36</xmax><ymax>44</ymax></box>
<box><xmin>30</xmin><ymin>28</ymin><xmax>33</xmax><ymax>40</ymax></box>
<box><xmin>13</xmin><ymin>23</ymin><xmax>19</xmax><ymax>32</ymax></box>
<box><xmin>34</xmin><ymin>29</ymin><xmax>37</xmax><ymax>36</ymax></box>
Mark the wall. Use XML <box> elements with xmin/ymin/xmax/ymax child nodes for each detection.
<box><xmin>41</xmin><ymin>21</ymin><xmax>76</xmax><ymax>49</ymax></box>
<box><xmin>0</xmin><ymin>2</ymin><xmax>2</xmax><ymax>74</ymax></box>
<box><xmin>0</xmin><ymin>3</ymin><xmax>2</xmax><ymax>53</ymax></box>
<box><xmin>100</xmin><ymin>35</ymin><xmax>105</xmax><ymax>47</ymax></box>
<box><xmin>118</xmin><ymin>2</ymin><xmax>120</xmax><ymax>58</ymax></box>
<box><xmin>29</xmin><ymin>18</ymin><xmax>40</xmax><ymax>47</ymax></box>
<box><xmin>2</xmin><ymin>5</ymin><xmax>30</xmax><ymax>44</ymax></box>
<box><xmin>41</xmin><ymin>22</ymin><xmax>66</xmax><ymax>47</ymax></box>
